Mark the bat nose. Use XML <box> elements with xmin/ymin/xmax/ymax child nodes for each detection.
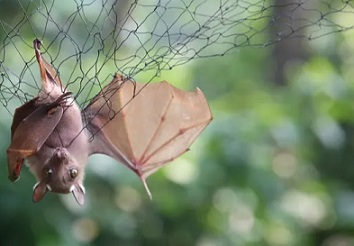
<box><xmin>54</xmin><ymin>148</ymin><xmax>68</xmax><ymax>162</ymax></box>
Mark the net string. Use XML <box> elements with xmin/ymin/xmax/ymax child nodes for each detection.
<box><xmin>0</xmin><ymin>0</ymin><xmax>353</xmax><ymax>114</ymax></box>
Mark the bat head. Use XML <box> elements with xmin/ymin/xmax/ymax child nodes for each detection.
<box><xmin>32</xmin><ymin>148</ymin><xmax>86</xmax><ymax>205</ymax></box>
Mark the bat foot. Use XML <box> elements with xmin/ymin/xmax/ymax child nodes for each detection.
<box><xmin>51</xmin><ymin>92</ymin><xmax>73</xmax><ymax>110</ymax></box>
<box><xmin>33</xmin><ymin>39</ymin><xmax>42</xmax><ymax>50</ymax></box>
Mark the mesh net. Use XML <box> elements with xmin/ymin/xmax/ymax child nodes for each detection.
<box><xmin>0</xmin><ymin>0</ymin><xmax>353</xmax><ymax>114</ymax></box>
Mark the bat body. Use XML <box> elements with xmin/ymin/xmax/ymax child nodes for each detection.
<box><xmin>7</xmin><ymin>39</ymin><xmax>212</xmax><ymax>205</ymax></box>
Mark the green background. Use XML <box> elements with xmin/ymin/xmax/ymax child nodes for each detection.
<box><xmin>1</xmin><ymin>0</ymin><xmax>354</xmax><ymax>245</ymax></box>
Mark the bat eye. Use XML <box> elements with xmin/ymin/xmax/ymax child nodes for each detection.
<box><xmin>70</xmin><ymin>169</ymin><xmax>78</xmax><ymax>179</ymax></box>
<box><xmin>44</xmin><ymin>168</ymin><xmax>53</xmax><ymax>177</ymax></box>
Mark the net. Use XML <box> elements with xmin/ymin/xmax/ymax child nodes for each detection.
<box><xmin>0</xmin><ymin>0</ymin><xmax>353</xmax><ymax>114</ymax></box>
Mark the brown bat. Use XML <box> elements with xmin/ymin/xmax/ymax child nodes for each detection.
<box><xmin>7</xmin><ymin>39</ymin><xmax>212</xmax><ymax>205</ymax></box>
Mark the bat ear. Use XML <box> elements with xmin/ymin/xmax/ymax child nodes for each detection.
<box><xmin>32</xmin><ymin>181</ymin><xmax>47</xmax><ymax>203</ymax></box>
<box><xmin>71</xmin><ymin>183</ymin><xmax>85</xmax><ymax>206</ymax></box>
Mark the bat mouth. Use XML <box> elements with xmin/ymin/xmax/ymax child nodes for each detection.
<box><xmin>46</xmin><ymin>183</ymin><xmax>71</xmax><ymax>194</ymax></box>
<box><xmin>42</xmin><ymin>175</ymin><xmax>72</xmax><ymax>194</ymax></box>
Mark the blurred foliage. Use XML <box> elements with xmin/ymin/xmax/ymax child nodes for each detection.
<box><xmin>2</xmin><ymin>1</ymin><xmax>354</xmax><ymax>246</ymax></box>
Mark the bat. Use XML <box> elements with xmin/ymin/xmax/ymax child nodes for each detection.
<box><xmin>6</xmin><ymin>39</ymin><xmax>213</xmax><ymax>205</ymax></box>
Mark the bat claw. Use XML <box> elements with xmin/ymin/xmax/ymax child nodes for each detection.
<box><xmin>33</xmin><ymin>39</ymin><xmax>42</xmax><ymax>50</ymax></box>
<box><xmin>47</xmin><ymin>92</ymin><xmax>73</xmax><ymax>115</ymax></box>
<box><xmin>33</xmin><ymin>39</ymin><xmax>43</xmax><ymax>64</ymax></box>
<box><xmin>8</xmin><ymin>173</ymin><xmax>20</xmax><ymax>182</ymax></box>
<box><xmin>8</xmin><ymin>159</ymin><xmax>23</xmax><ymax>182</ymax></box>
<box><xmin>9</xmin><ymin>168</ymin><xmax>20</xmax><ymax>181</ymax></box>
<box><xmin>53</xmin><ymin>92</ymin><xmax>73</xmax><ymax>109</ymax></box>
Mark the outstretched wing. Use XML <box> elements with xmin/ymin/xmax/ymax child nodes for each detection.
<box><xmin>84</xmin><ymin>74</ymin><xmax>212</xmax><ymax>196</ymax></box>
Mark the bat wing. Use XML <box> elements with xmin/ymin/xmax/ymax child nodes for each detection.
<box><xmin>11</xmin><ymin>97</ymin><xmax>39</xmax><ymax>138</ymax></box>
<box><xmin>84</xmin><ymin>74</ymin><xmax>212</xmax><ymax>196</ymax></box>
<box><xmin>7</xmin><ymin>94</ymin><xmax>70</xmax><ymax>181</ymax></box>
